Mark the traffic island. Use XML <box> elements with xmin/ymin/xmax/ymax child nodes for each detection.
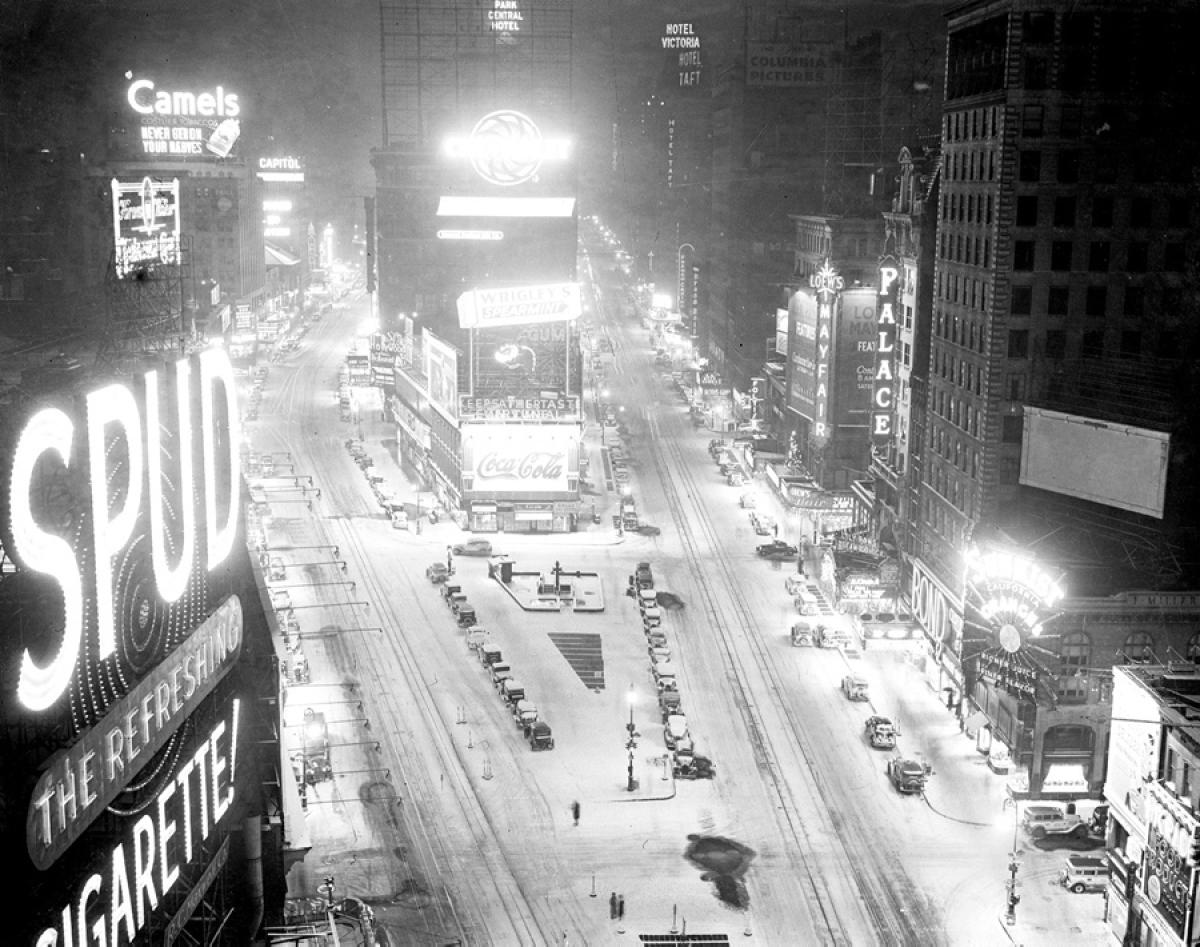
<box><xmin>488</xmin><ymin>555</ymin><xmax>605</xmax><ymax>612</ymax></box>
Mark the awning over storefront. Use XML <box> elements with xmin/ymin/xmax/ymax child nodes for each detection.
<box><xmin>1042</xmin><ymin>763</ymin><xmax>1089</xmax><ymax>795</ymax></box>
<box><xmin>515</xmin><ymin>511</ymin><xmax>553</xmax><ymax>521</ymax></box>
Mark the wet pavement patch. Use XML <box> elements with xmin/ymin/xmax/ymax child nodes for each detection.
<box><xmin>684</xmin><ymin>834</ymin><xmax>755</xmax><ymax>909</ymax></box>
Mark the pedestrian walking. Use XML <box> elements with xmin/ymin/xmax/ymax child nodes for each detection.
<box><xmin>609</xmin><ymin>892</ymin><xmax>617</xmax><ymax>919</ymax></box>
<box><xmin>617</xmin><ymin>895</ymin><xmax>625</xmax><ymax>920</ymax></box>
<box><xmin>572</xmin><ymin>800</ymin><xmax>581</xmax><ymax>825</ymax></box>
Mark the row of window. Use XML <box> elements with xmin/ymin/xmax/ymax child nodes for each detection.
<box><xmin>933</xmin><ymin>346</ymin><xmax>983</xmax><ymax>399</ymax></box>
<box><xmin>1011</xmin><ymin>284</ymin><xmax>1153</xmax><ymax>319</ymax></box>
<box><xmin>1012</xmin><ymin>238</ymin><xmax>1186</xmax><ymax>274</ymax></box>
<box><xmin>943</xmin><ymin>190</ymin><xmax>993</xmax><ymax>226</ymax></box>
<box><xmin>1019</xmin><ymin>147</ymin><xmax>1185</xmax><ymax>186</ymax></box>
<box><xmin>939</xmin><ymin>231</ymin><xmax>992</xmax><ymax>270</ymax></box>
<box><xmin>1015</xmin><ymin>193</ymin><xmax>1190</xmax><ymax>231</ymax></box>
<box><xmin>928</xmin><ymin>407</ymin><xmax>980</xmax><ymax>478</ymax></box>
<box><xmin>944</xmin><ymin>146</ymin><xmax>997</xmax><ymax>184</ymax></box>
<box><xmin>944</xmin><ymin>106</ymin><xmax>1001</xmax><ymax>143</ymax></box>
<box><xmin>934</xmin><ymin>307</ymin><xmax>984</xmax><ymax>356</ymax></box>
<box><xmin>1007</xmin><ymin>327</ymin><xmax>1145</xmax><ymax>361</ymax></box>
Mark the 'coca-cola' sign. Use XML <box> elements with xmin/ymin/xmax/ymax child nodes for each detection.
<box><xmin>463</xmin><ymin>423</ymin><xmax>577</xmax><ymax>495</ymax></box>
<box><xmin>478</xmin><ymin>451</ymin><xmax>564</xmax><ymax>481</ymax></box>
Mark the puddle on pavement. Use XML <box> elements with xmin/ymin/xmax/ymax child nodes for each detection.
<box><xmin>684</xmin><ymin>834</ymin><xmax>755</xmax><ymax>909</ymax></box>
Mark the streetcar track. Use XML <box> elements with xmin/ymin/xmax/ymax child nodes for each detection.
<box><xmin>642</xmin><ymin>385</ymin><xmax>943</xmax><ymax>945</ymax></box>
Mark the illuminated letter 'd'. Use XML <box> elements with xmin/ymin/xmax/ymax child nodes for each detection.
<box><xmin>199</xmin><ymin>348</ymin><xmax>241</xmax><ymax>569</ymax></box>
<box><xmin>145</xmin><ymin>360</ymin><xmax>195</xmax><ymax>602</ymax></box>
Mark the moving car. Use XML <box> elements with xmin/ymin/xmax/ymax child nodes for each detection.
<box><xmin>673</xmin><ymin>749</ymin><xmax>715</xmax><ymax>780</ymax></box>
<box><xmin>756</xmin><ymin>540</ymin><xmax>799</xmax><ymax>560</ymax></box>
<box><xmin>865</xmin><ymin>716</ymin><xmax>898</xmax><ymax>749</ymax></box>
<box><xmin>790</xmin><ymin>622</ymin><xmax>814</xmax><ymax>647</ymax></box>
<box><xmin>841</xmin><ymin>675</ymin><xmax>869</xmax><ymax>700</ymax></box>
<box><xmin>886</xmin><ymin>757</ymin><xmax>929</xmax><ymax>794</ymax></box>
<box><xmin>453</xmin><ymin>538</ymin><xmax>494</xmax><ymax>557</ymax></box>
<box><xmin>426</xmin><ymin>562</ymin><xmax>450</xmax><ymax>583</ymax></box>
<box><xmin>751</xmin><ymin>513</ymin><xmax>776</xmax><ymax>536</ymax></box>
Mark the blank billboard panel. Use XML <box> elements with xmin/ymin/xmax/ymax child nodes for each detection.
<box><xmin>1020</xmin><ymin>407</ymin><xmax>1169</xmax><ymax>519</ymax></box>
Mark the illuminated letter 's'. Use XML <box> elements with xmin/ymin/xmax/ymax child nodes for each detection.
<box><xmin>145</xmin><ymin>361</ymin><xmax>195</xmax><ymax>602</ymax></box>
<box><xmin>199</xmin><ymin>348</ymin><xmax>240</xmax><ymax>569</ymax></box>
<box><xmin>11</xmin><ymin>408</ymin><xmax>83</xmax><ymax>711</ymax></box>
<box><xmin>88</xmin><ymin>383</ymin><xmax>144</xmax><ymax>661</ymax></box>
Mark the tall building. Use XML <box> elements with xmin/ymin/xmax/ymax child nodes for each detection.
<box><xmin>899</xmin><ymin>0</ymin><xmax>1200</xmax><ymax>797</ymax></box>
<box><xmin>371</xmin><ymin>1</ymin><xmax>584</xmax><ymax>532</ymax></box>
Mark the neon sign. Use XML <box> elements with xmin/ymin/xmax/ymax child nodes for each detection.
<box><xmin>127</xmin><ymin>79</ymin><xmax>240</xmax><ymax>118</ymax></box>
<box><xmin>457</xmin><ymin>282</ymin><xmax>581</xmax><ymax>328</ymax></box>
<box><xmin>443</xmin><ymin>110</ymin><xmax>570</xmax><ymax>187</ymax></box>
<box><xmin>809</xmin><ymin>261</ymin><xmax>842</xmax><ymax>441</ymax></box>
<box><xmin>4</xmin><ymin>348</ymin><xmax>241</xmax><ymax>713</ymax></box>
<box><xmin>871</xmin><ymin>263</ymin><xmax>899</xmax><ymax>444</ymax></box>
<box><xmin>111</xmin><ymin>177</ymin><xmax>181</xmax><ymax>278</ymax></box>
<box><xmin>489</xmin><ymin>0</ymin><xmax>523</xmax><ymax>32</ymax></box>
<box><xmin>965</xmin><ymin>548</ymin><xmax>1064</xmax><ymax>648</ymax></box>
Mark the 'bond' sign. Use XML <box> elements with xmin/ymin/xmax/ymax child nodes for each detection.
<box><xmin>872</xmin><ymin>263</ymin><xmax>900</xmax><ymax>444</ymax></box>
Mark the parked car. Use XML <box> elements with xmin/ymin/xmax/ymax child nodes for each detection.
<box><xmin>426</xmin><ymin>562</ymin><xmax>450</xmax><ymax>583</ymax></box>
<box><xmin>841</xmin><ymin>675</ymin><xmax>869</xmax><ymax>700</ymax></box>
<box><xmin>452</xmin><ymin>538</ymin><xmax>494</xmax><ymax>557</ymax></box>
<box><xmin>1061</xmin><ymin>855</ymin><xmax>1109</xmax><ymax>893</ymax></box>
<box><xmin>886</xmin><ymin>757</ymin><xmax>929</xmax><ymax>794</ymax></box>
<box><xmin>1023</xmin><ymin>805</ymin><xmax>1088</xmax><ymax>839</ymax></box>
<box><xmin>865</xmin><ymin>716</ymin><xmax>898</xmax><ymax>749</ymax></box>
<box><xmin>528</xmin><ymin>721</ymin><xmax>555</xmax><ymax>750</ymax></box>
<box><xmin>756</xmin><ymin>540</ymin><xmax>799</xmax><ymax>559</ymax></box>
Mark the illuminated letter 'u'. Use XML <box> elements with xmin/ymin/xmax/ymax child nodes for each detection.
<box><xmin>11</xmin><ymin>408</ymin><xmax>83</xmax><ymax>711</ymax></box>
<box><xmin>145</xmin><ymin>359</ymin><xmax>195</xmax><ymax>602</ymax></box>
<box><xmin>199</xmin><ymin>348</ymin><xmax>241</xmax><ymax>569</ymax></box>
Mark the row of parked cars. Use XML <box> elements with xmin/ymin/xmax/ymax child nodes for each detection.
<box><xmin>708</xmin><ymin>439</ymin><xmax>747</xmax><ymax>487</ymax></box>
<box><xmin>634</xmin><ymin>563</ymin><xmax>714</xmax><ymax>780</ymax></box>
<box><xmin>427</xmin><ymin>563</ymin><xmax>555</xmax><ymax>751</ymax></box>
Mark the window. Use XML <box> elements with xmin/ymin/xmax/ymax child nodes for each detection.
<box><xmin>1060</xmin><ymin>103</ymin><xmax>1084</xmax><ymax>135</ymax></box>
<box><xmin>1000</xmin><ymin>455</ymin><xmax>1020</xmax><ymax>483</ymax></box>
<box><xmin>1016</xmin><ymin>196</ymin><xmax>1039</xmax><ymax>226</ymax></box>
<box><xmin>1022</xmin><ymin>104</ymin><xmax>1044</xmax><ymax>137</ymax></box>
<box><xmin>1088</xmin><ymin>242</ymin><xmax>1111</xmax><ymax>272</ymax></box>
<box><xmin>1019</xmin><ymin>150</ymin><xmax>1042</xmax><ymax>182</ymax></box>
<box><xmin>1091</xmin><ymin>196</ymin><xmax>1113</xmax><ymax>227</ymax></box>
<box><xmin>1131</xmin><ymin>196</ymin><xmax>1153</xmax><ymax>228</ymax></box>
<box><xmin>1002</xmin><ymin>415</ymin><xmax>1024</xmax><ymax>442</ymax></box>
<box><xmin>1121</xmin><ymin>331</ymin><xmax>1141</xmax><ymax>357</ymax></box>
<box><xmin>1123</xmin><ymin>631</ymin><xmax>1155</xmax><ymax>664</ymax></box>
<box><xmin>1057</xmin><ymin>151</ymin><xmax>1080</xmax><ymax>184</ymax></box>
<box><xmin>1024</xmin><ymin>10</ymin><xmax>1055</xmax><ymax>43</ymax></box>
<box><xmin>1053</xmin><ymin>197</ymin><xmax>1076</xmax><ymax>228</ymax></box>
<box><xmin>1058</xmin><ymin>632</ymin><xmax>1093</xmax><ymax>700</ymax></box>
<box><xmin>1051</xmin><ymin>241</ymin><xmax>1073</xmax><ymax>271</ymax></box>
<box><xmin>1082</xmin><ymin>330</ymin><xmax>1105</xmax><ymax>356</ymax></box>
<box><xmin>1045</xmin><ymin>330</ymin><xmax>1066</xmax><ymax>358</ymax></box>
<box><xmin>1008</xmin><ymin>329</ymin><xmax>1029</xmax><ymax>358</ymax></box>
<box><xmin>1127</xmin><ymin>242</ymin><xmax>1148</xmax><ymax>272</ymax></box>
<box><xmin>1048</xmin><ymin>286</ymin><xmax>1070</xmax><ymax>315</ymax></box>
<box><xmin>1124</xmin><ymin>286</ymin><xmax>1144</xmax><ymax>317</ymax></box>
<box><xmin>1165</xmin><ymin>243</ymin><xmax>1185</xmax><ymax>271</ymax></box>
<box><xmin>1085</xmin><ymin>286</ymin><xmax>1107</xmax><ymax>317</ymax></box>
<box><xmin>1013</xmin><ymin>241</ymin><xmax>1036</xmax><ymax>270</ymax></box>
<box><xmin>1007</xmin><ymin>373</ymin><xmax>1027</xmax><ymax>400</ymax></box>
<box><xmin>1011</xmin><ymin>286</ymin><xmax>1033</xmax><ymax>314</ymax></box>
<box><xmin>1168</xmin><ymin>197</ymin><xmax>1190</xmax><ymax>228</ymax></box>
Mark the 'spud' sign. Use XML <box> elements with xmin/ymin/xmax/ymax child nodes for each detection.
<box><xmin>457</xmin><ymin>282</ymin><xmax>581</xmax><ymax>329</ymax></box>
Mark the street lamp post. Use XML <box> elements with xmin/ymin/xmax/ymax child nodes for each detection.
<box><xmin>626</xmin><ymin>686</ymin><xmax>638</xmax><ymax>792</ymax></box>
<box><xmin>1002</xmin><ymin>794</ymin><xmax>1021</xmax><ymax>925</ymax></box>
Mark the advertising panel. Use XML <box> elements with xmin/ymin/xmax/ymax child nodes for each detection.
<box><xmin>787</xmin><ymin>290</ymin><xmax>819</xmax><ymax>419</ymax></box>
<box><xmin>461</xmin><ymin>423</ymin><xmax>578</xmax><ymax>495</ymax></box>
<box><xmin>423</xmin><ymin>329</ymin><xmax>460</xmax><ymax>419</ymax></box>
<box><xmin>457</xmin><ymin>282</ymin><xmax>581</xmax><ymax>329</ymax></box>
<box><xmin>1021</xmin><ymin>407</ymin><xmax>1169</xmax><ymax>519</ymax></box>
<box><xmin>775</xmin><ymin>307</ymin><xmax>789</xmax><ymax>356</ymax></box>
<box><xmin>441</xmin><ymin>109</ymin><xmax>572</xmax><ymax>191</ymax></box>
<box><xmin>111</xmin><ymin>177</ymin><xmax>182</xmax><ymax>278</ymax></box>
<box><xmin>459</xmin><ymin>394</ymin><xmax>580</xmax><ymax>422</ymax></box>
<box><xmin>125</xmin><ymin>76</ymin><xmax>242</xmax><ymax>159</ymax></box>
<box><xmin>0</xmin><ymin>349</ymin><xmax>268</xmax><ymax>944</ymax></box>
<box><xmin>746</xmin><ymin>41</ymin><xmax>831</xmax><ymax>87</ymax></box>
<box><xmin>473</xmin><ymin>321</ymin><xmax>571</xmax><ymax>397</ymax></box>
<box><xmin>662</xmin><ymin>20</ymin><xmax>703</xmax><ymax>90</ymax></box>
<box><xmin>834</xmin><ymin>287</ymin><xmax>877</xmax><ymax>433</ymax></box>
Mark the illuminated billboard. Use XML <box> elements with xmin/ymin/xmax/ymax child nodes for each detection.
<box><xmin>834</xmin><ymin>286</ymin><xmax>877</xmax><ymax>434</ymax></box>
<box><xmin>111</xmin><ymin>177</ymin><xmax>182</xmax><ymax>277</ymax></box>
<box><xmin>126</xmin><ymin>76</ymin><xmax>242</xmax><ymax>159</ymax></box>
<box><xmin>871</xmin><ymin>262</ymin><xmax>900</xmax><ymax>445</ymax></box>
<box><xmin>0</xmin><ymin>348</ymin><xmax>277</xmax><ymax>944</ymax></box>
<box><xmin>459</xmin><ymin>394</ymin><xmax>580</xmax><ymax>422</ymax></box>
<box><xmin>423</xmin><ymin>329</ymin><xmax>460</xmax><ymax>419</ymax></box>
<box><xmin>787</xmin><ymin>290</ymin><xmax>819</xmax><ymax>419</ymax></box>
<box><xmin>746</xmin><ymin>42</ymin><xmax>831</xmax><ymax>87</ymax></box>
<box><xmin>442</xmin><ymin>109</ymin><xmax>570</xmax><ymax>188</ymax></box>
<box><xmin>457</xmin><ymin>282</ymin><xmax>580</xmax><ymax>329</ymax></box>
<box><xmin>473</xmin><ymin>321</ymin><xmax>573</xmax><ymax>397</ymax></box>
<box><xmin>461</xmin><ymin>423</ymin><xmax>578</xmax><ymax>495</ymax></box>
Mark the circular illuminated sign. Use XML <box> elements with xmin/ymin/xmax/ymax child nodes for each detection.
<box><xmin>467</xmin><ymin>110</ymin><xmax>548</xmax><ymax>187</ymax></box>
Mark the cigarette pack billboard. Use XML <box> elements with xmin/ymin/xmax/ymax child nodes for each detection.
<box><xmin>111</xmin><ymin>177</ymin><xmax>182</xmax><ymax>277</ymax></box>
<box><xmin>461</xmin><ymin>423</ymin><xmax>578</xmax><ymax>495</ymax></box>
